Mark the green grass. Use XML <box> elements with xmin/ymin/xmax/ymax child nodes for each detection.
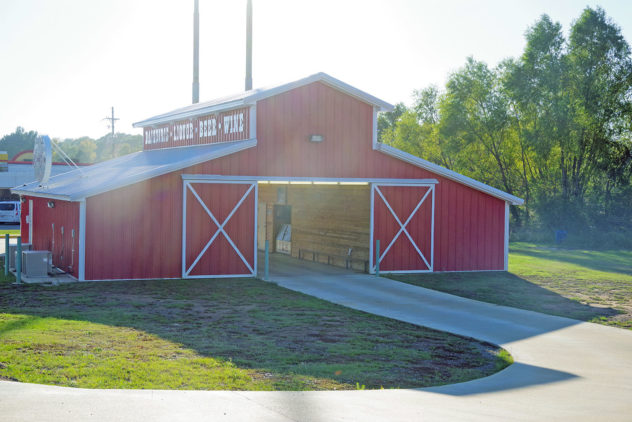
<box><xmin>0</xmin><ymin>271</ymin><xmax>512</xmax><ymax>390</ymax></box>
<box><xmin>390</xmin><ymin>242</ymin><xmax>632</xmax><ymax>329</ymax></box>
<box><xmin>0</xmin><ymin>229</ymin><xmax>20</xmax><ymax>236</ymax></box>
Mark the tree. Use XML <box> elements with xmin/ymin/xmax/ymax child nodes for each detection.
<box><xmin>0</xmin><ymin>127</ymin><xmax>38</xmax><ymax>160</ymax></box>
<box><xmin>565</xmin><ymin>7</ymin><xmax>632</xmax><ymax>206</ymax></box>
<box><xmin>439</xmin><ymin>57</ymin><xmax>523</xmax><ymax>223</ymax></box>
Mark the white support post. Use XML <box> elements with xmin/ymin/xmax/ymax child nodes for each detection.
<box><xmin>253</xmin><ymin>183</ymin><xmax>258</xmax><ymax>276</ymax></box>
<box><xmin>504</xmin><ymin>202</ymin><xmax>510</xmax><ymax>271</ymax></box>
<box><xmin>430</xmin><ymin>185</ymin><xmax>435</xmax><ymax>272</ymax></box>
<box><xmin>369</xmin><ymin>183</ymin><xmax>375</xmax><ymax>273</ymax></box>
<box><xmin>372</xmin><ymin>106</ymin><xmax>378</xmax><ymax>149</ymax></box>
<box><xmin>78</xmin><ymin>199</ymin><xmax>86</xmax><ymax>281</ymax></box>
<box><xmin>28</xmin><ymin>199</ymin><xmax>33</xmax><ymax>244</ymax></box>
<box><xmin>249</xmin><ymin>105</ymin><xmax>257</xmax><ymax>140</ymax></box>
<box><xmin>181</xmin><ymin>181</ymin><xmax>188</xmax><ymax>278</ymax></box>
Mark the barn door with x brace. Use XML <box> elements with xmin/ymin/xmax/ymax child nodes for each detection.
<box><xmin>370</xmin><ymin>183</ymin><xmax>435</xmax><ymax>273</ymax></box>
<box><xmin>182</xmin><ymin>180</ymin><xmax>257</xmax><ymax>278</ymax></box>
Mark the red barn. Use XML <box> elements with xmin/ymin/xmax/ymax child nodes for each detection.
<box><xmin>13</xmin><ymin>73</ymin><xmax>523</xmax><ymax>281</ymax></box>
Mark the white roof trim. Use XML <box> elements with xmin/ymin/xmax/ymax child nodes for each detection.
<box><xmin>12</xmin><ymin>139</ymin><xmax>257</xmax><ymax>201</ymax></box>
<box><xmin>376</xmin><ymin>143</ymin><xmax>524</xmax><ymax>205</ymax></box>
<box><xmin>181</xmin><ymin>175</ymin><xmax>439</xmax><ymax>184</ymax></box>
<box><xmin>133</xmin><ymin>101</ymin><xmax>246</xmax><ymax>128</ymax></box>
<box><xmin>133</xmin><ymin>72</ymin><xmax>394</xmax><ymax>128</ymax></box>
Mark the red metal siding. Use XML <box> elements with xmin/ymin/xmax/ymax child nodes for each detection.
<box><xmin>22</xmin><ymin>196</ymin><xmax>80</xmax><ymax>278</ymax></box>
<box><xmin>83</xmin><ymin>81</ymin><xmax>505</xmax><ymax>279</ymax></box>
<box><xmin>84</xmin><ymin>169</ymin><xmax>182</xmax><ymax>280</ymax></box>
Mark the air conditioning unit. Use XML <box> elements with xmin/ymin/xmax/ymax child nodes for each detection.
<box><xmin>21</xmin><ymin>250</ymin><xmax>52</xmax><ymax>277</ymax></box>
<box><xmin>8</xmin><ymin>243</ymin><xmax>31</xmax><ymax>270</ymax></box>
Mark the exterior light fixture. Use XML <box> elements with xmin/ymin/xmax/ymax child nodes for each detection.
<box><xmin>47</xmin><ymin>201</ymin><xmax>55</xmax><ymax>208</ymax></box>
<box><xmin>309</xmin><ymin>134</ymin><xmax>324</xmax><ymax>142</ymax></box>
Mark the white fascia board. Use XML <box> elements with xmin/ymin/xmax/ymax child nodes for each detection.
<box><xmin>10</xmin><ymin>190</ymin><xmax>72</xmax><ymax>201</ymax></box>
<box><xmin>245</xmin><ymin>73</ymin><xmax>394</xmax><ymax>112</ymax></box>
<box><xmin>181</xmin><ymin>175</ymin><xmax>438</xmax><ymax>184</ymax></box>
<box><xmin>375</xmin><ymin>143</ymin><xmax>525</xmax><ymax>206</ymax></box>
<box><xmin>133</xmin><ymin>100</ymin><xmax>246</xmax><ymax>128</ymax></box>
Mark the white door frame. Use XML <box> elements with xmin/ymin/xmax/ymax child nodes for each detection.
<box><xmin>369</xmin><ymin>183</ymin><xmax>435</xmax><ymax>274</ymax></box>
<box><xmin>28</xmin><ymin>199</ymin><xmax>33</xmax><ymax>244</ymax></box>
<box><xmin>182</xmin><ymin>179</ymin><xmax>258</xmax><ymax>278</ymax></box>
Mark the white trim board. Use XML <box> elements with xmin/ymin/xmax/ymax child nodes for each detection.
<box><xmin>78</xmin><ymin>200</ymin><xmax>86</xmax><ymax>282</ymax></box>
<box><xmin>181</xmin><ymin>174</ymin><xmax>439</xmax><ymax>185</ymax></box>
<box><xmin>375</xmin><ymin>142</ymin><xmax>524</xmax><ymax>206</ymax></box>
<box><xmin>504</xmin><ymin>202</ymin><xmax>510</xmax><ymax>271</ymax></box>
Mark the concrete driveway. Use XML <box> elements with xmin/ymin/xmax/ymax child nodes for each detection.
<box><xmin>1</xmin><ymin>254</ymin><xmax>631</xmax><ymax>421</ymax></box>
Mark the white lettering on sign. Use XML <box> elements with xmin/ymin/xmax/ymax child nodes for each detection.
<box><xmin>144</xmin><ymin>107</ymin><xmax>249</xmax><ymax>148</ymax></box>
<box><xmin>173</xmin><ymin>121</ymin><xmax>194</xmax><ymax>142</ymax></box>
<box><xmin>199</xmin><ymin>116</ymin><xmax>217</xmax><ymax>138</ymax></box>
<box><xmin>223</xmin><ymin>111</ymin><xmax>245</xmax><ymax>135</ymax></box>
<box><xmin>145</xmin><ymin>127</ymin><xmax>169</xmax><ymax>144</ymax></box>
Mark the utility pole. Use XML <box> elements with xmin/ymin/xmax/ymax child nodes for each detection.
<box><xmin>193</xmin><ymin>0</ymin><xmax>200</xmax><ymax>103</ymax></box>
<box><xmin>245</xmin><ymin>0</ymin><xmax>252</xmax><ymax>91</ymax></box>
<box><xmin>103</xmin><ymin>106</ymin><xmax>119</xmax><ymax>158</ymax></box>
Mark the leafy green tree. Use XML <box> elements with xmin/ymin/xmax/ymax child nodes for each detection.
<box><xmin>0</xmin><ymin>127</ymin><xmax>38</xmax><ymax>160</ymax></box>
<box><xmin>565</xmin><ymin>7</ymin><xmax>632</xmax><ymax>205</ymax></box>
<box><xmin>439</xmin><ymin>57</ymin><xmax>523</xmax><ymax>223</ymax></box>
<box><xmin>377</xmin><ymin>102</ymin><xmax>407</xmax><ymax>141</ymax></box>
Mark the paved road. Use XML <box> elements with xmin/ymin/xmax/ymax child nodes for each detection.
<box><xmin>1</xmin><ymin>254</ymin><xmax>631</xmax><ymax>421</ymax></box>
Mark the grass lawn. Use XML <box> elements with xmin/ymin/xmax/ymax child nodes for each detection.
<box><xmin>390</xmin><ymin>242</ymin><xmax>632</xmax><ymax>330</ymax></box>
<box><xmin>0</xmin><ymin>229</ymin><xmax>20</xmax><ymax>236</ymax></box>
<box><xmin>0</xmin><ymin>270</ymin><xmax>511</xmax><ymax>390</ymax></box>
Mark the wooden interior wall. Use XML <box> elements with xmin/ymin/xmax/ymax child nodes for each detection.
<box><xmin>258</xmin><ymin>184</ymin><xmax>370</xmax><ymax>270</ymax></box>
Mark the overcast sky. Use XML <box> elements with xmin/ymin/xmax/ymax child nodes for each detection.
<box><xmin>1</xmin><ymin>0</ymin><xmax>630</xmax><ymax>139</ymax></box>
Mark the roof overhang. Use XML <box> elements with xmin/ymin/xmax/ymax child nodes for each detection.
<box><xmin>12</xmin><ymin>139</ymin><xmax>257</xmax><ymax>201</ymax></box>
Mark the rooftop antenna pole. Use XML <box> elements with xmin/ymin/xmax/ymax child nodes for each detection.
<box><xmin>245</xmin><ymin>0</ymin><xmax>252</xmax><ymax>91</ymax></box>
<box><xmin>192</xmin><ymin>0</ymin><xmax>200</xmax><ymax>103</ymax></box>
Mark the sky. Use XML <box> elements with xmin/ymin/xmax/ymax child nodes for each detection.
<box><xmin>0</xmin><ymin>0</ymin><xmax>631</xmax><ymax>140</ymax></box>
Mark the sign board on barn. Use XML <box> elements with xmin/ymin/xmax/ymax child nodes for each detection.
<box><xmin>144</xmin><ymin>107</ymin><xmax>251</xmax><ymax>150</ymax></box>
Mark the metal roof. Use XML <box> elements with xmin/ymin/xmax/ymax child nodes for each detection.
<box><xmin>133</xmin><ymin>72</ymin><xmax>394</xmax><ymax>128</ymax></box>
<box><xmin>376</xmin><ymin>143</ymin><xmax>524</xmax><ymax>205</ymax></box>
<box><xmin>11</xmin><ymin>139</ymin><xmax>257</xmax><ymax>201</ymax></box>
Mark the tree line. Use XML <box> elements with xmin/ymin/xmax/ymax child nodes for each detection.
<box><xmin>379</xmin><ymin>7</ymin><xmax>632</xmax><ymax>247</ymax></box>
<box><xmin>0</xmin><ymin>127</ymin><xmax>142</xmax><ymax>164</ymax></box>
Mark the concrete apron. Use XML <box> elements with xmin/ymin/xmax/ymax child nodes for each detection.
<box><xmin>2</xmin><ymin>254</ymin><xmax>632</xmax><ymax>422</ymax></box>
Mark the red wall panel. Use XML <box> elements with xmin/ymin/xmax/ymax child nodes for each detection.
<box><xmin>81</xmin><ymin>81</ymin><xmax>506</xmax><ymax>280</ymax></box>
<box><xmin>21</xmin><ymin>196</ymin><xmax>80</xmax><ymax>278</ymax></box>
